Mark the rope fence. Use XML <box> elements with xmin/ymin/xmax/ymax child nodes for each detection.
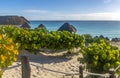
<box><xmin>0</xmin><ymin>62</ymin><xmax>21</xmax><ymax>71</ymax></box>
<box><xmin>1</xmin><ymin>55</ymin><xmax>120</xmax><ymax>78</ymax></box>
<box><xmin>84</xmin><ymin>71</ymin><xmax>110</xmax><ymax>78</ymax></box>
<box><xmin>115</xmin><ymin>64</ymin><xmax>120</xmax><ymax>71</ymax></box>
<box><xmin>30</xmin><ymin>63</ymin><xmax>112</xmax><ymax>78</ymax></box>
<box><xmin>30</xmin><ymin>63</ymin><xmax>80</xmax><ymax>76</ymax></box>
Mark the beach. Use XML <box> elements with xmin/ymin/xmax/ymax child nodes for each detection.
<box><xmin>2</xmin><ymin>49</ymin><xmax>81</xmax><ymax>78</ymax></box>
<box><xmin>1</xmin><ymin>42</ymin><xmax>120</xmax><ymax>78</ymax></box>
<box><xmin>0</xmin><ymin>0</ymin><xmax>120</xmax><ymax>77</ymax></box>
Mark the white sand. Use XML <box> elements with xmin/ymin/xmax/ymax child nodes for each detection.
<box><xmin>2</xmin><ymin>50</ymin><xmax>81</xmax><ymax>78</ymax></box>
<box><xmin>3</xmin><ymin>42</ymin><xmax>120</xmax><ymax>78</ymax></box>
<box><xmin>111</xmin><ymin>42</ymin><xmax>120</xmax><ymax>48</ymax></box>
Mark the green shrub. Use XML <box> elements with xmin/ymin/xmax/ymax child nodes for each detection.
<box><xmin>81</xmin><ymin>39</ymin><xmax>120</xmax><ymax>73</ymax></box>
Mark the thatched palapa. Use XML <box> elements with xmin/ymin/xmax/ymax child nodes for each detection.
<box><xmin>0</xmin><ymin>16</ymin><xmax>31</xmax><ymax>28</ymax></box>
<box><xmin>21</xmin><ymin>22</ymin><xmax>31</xmax><ymax>28</ymax></box>
<box><xmin>37</xmin><ymin>24</ymin><xmax>46</xmax><ymax>29</ymax></box>
<box><xmin>35</xmin><ymin>24</ymin><xmax>48</xmax><ymax>32</ymax></box>
<box><xmin>20</xmin><ymin>16</ymin><xmax>30</xmax><ymax>23</ymax></box>
<box><xmin>58</xmin><ymin>22</ymin><xmax>77</xmax><ymax>33</ymax></box>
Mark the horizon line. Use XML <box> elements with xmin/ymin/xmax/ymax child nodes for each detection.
<box><xmin>30</xmin><ymin>20</ymin><xmax>120</xmax><ymax>21</ymax></box>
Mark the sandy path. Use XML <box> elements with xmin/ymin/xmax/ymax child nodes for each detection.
<box><xmin>3</xmin><ymin>42</ymin><xmax>120</xmax><ymax>78</ymax></box>
<box><xmin>2</xmin><ymin>50</ymin><xmax>81</xmax><ymax>78</ymax></box>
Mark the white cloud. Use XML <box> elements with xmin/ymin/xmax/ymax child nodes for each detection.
<box><xmin>1</xmin><ymin>9</ymin><xmax>118</xmax><ymax>20</ymax></box>
<box><xmin>70</xmin><ymin>12</ymin><xmax>120</xmax><ymax>20</ymax></box>
<box><xmin>103</xmin><ymin>0</ymin><xmax>119</xmax><ymax>3</ymax></box>
<box><xmin>103</xmin><ymin>0</ymin><xmax>113</xmax><ymax>3</ymax></box>
<box><xmin>26</xmin><ymin>12</ymin><xmax>120</xmax><ymax>20</ymax></box>
<box><xmin>18</xmin><ymin>9</ymin><xmax>120</xmax><ymax>20</ymax></box>
<box><xmin>22</xmin><ymin>9</ymin><xmax>48</xmax><ymax>13</ymax></box>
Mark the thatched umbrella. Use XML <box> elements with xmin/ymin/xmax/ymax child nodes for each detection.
<box><xmin>37</xmin><ymin>24</ymin><xmax>46</xmax><ymax>29</ymax></box>
<box><xmin>0</xmin><ymin>16</ymin><xmax>30</xmax><ymax>26</ymax></box>
<box><xmin>35</xmin><ymin>24</ymin><xmax>48</xmax><ymax>32</ymax></box>
<box><xmin>20</xmin><ymin>16</ymin><xmax>30</xmax><ymax>23</ymax></box>
<box><xmin>21</xmin><ymin>22</ymin><xmax>31</xmax><ymax>28</ymax></box>
<box><xmin>58</xmin><ymin>22</ymin><xmax>77</xmax><ymax>33</ymax></box>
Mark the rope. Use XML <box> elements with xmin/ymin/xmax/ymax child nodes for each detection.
<box><xmin>30</xmin><ymin>63</ymin><xmax>110</xmax><ymax>77</ymax></box>
<box><xmin>0</xmin><ymin>62</ymin><xmax>21</xmax><ymax>71</ymax></box>
<box><xmin>115</xmin><ymin>64</ymin><xmax>120</xmax><ymax>71</ymax></box>
<box><xmin>84</xmin><ymin>71</ymin><xmax>110</xmax><ymax>77</ymax></box>
<box><xmin>0</xmin><ymin>62</ymin><xmax>111</xmax><ymax>78</ymax></box>
<box><xmin>30</xmin><ymin>63</ymin><xmax>80</xmax><ymax>76</ymax></box>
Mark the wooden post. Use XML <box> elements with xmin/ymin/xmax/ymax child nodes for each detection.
<box><xmin>109</xmin><ymin>68</ymin><xmax>116</xmax><ymax>78</ymax></box>
<box><xmin>79</xmin><ymin>64</ymin><xmax>83</xmax><ymax>78</ymax></box>
<box><xmin>21</xmin><ymin>55</ymin><xmax>31</xmax><ymax>78</ymax></box>
<box><xmin>71</xmin><ymin>75</ymin><xmax>74</xmax><ymax>78</ymax></box>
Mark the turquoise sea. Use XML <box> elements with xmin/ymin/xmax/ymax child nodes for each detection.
<box><xmin>30</xmin><ymin>21</ymin><xmax>120</xmax><ymax>39</ymax></box>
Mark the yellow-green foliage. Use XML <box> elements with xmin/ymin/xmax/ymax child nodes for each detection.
<box><xmin>82</xmin><ymin>39</ymin><xmax>120</xmax><ymax>73</ymax></box>
<box><xmin>0</xmin><ymin>34</ymin><xmax>19</xmax><ymax>78</ymax></box>
<box><xmin>0</xmin><ymin>26</ymin><xmax>85</xmax><ymax>51</ymax></box>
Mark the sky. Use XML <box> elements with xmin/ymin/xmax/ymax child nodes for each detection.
<box><xmin>0</xmin><ymin>0</ymin><xmax>120</xmax><ymax>20</ymax></box>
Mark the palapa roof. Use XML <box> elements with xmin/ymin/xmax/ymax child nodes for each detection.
<box><xmin>58</xmin><ymin>22</ymin><xmax>77</xmax><ymax>33</ymax></box>
<box><xmin>35</xmin><ymin>24</ymin><xmax>48</xmax><ymax>32</ymax></box>
<box><xmin>37</xmin><ymin>24</ymin><xmax>46</xmax><ymax>29</ymax></box>
<box><xmin>21</xmin><ymin>22</ymin><xmax>31</xmax><ymax>28</ymax></box>
<box><xmin>20</xmin><ymin>16</ymin><xmax>30</xmax><ymax>23</ymax></box>
<box><xmin>0</xmin><ymin>16</ymin><xmax>31</xmax><ymax>28</ymax></box>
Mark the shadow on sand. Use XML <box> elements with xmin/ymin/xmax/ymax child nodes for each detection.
<box><xmin>17</xmin><ymin>51</ymin><xmax>79</xmax><ymax>64</ymax></box>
